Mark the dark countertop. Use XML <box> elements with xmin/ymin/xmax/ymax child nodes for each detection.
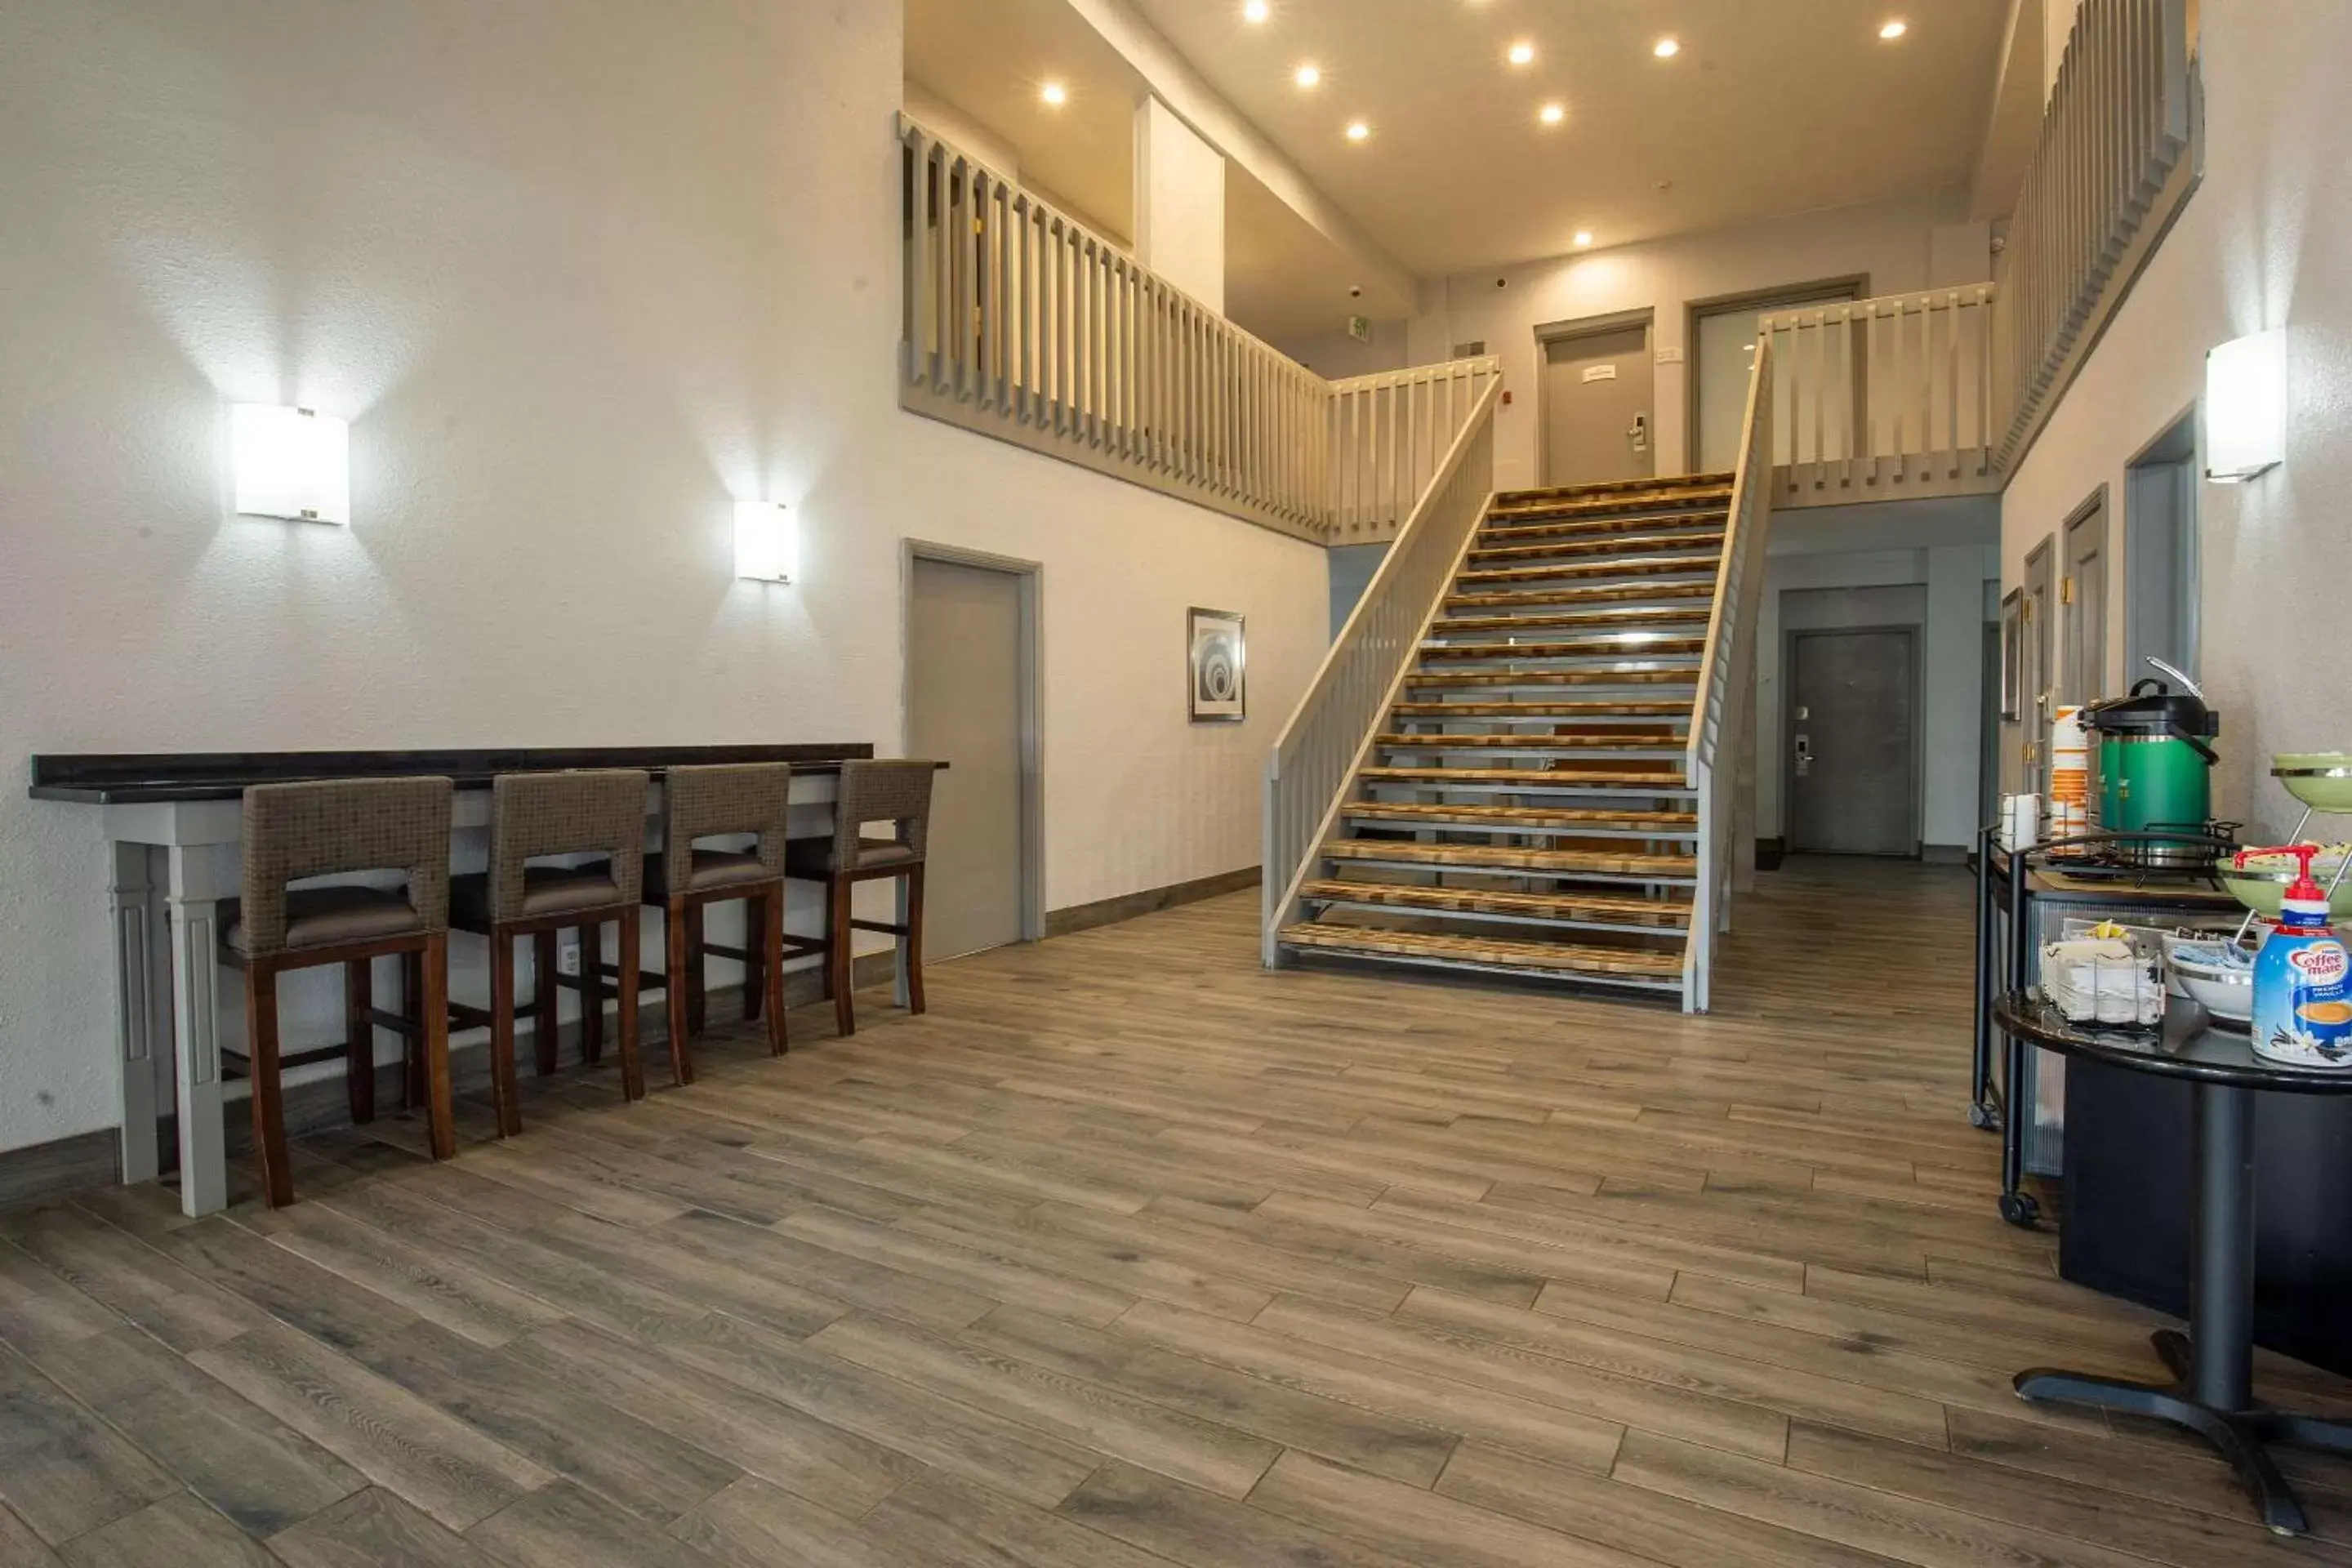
<box><xmin>1988</xmin><ymin>845</ymin><xmax>2241</xmax><ymax>906</ymax></box>
<box><xmin>1995</xmin><ymin>992</ymin><xmax>2352</xmax><ymax>1093</ymax></box>
<box><xmin>25</xmin><ymin>744</ymin><xmax>927</xmax><ymax>804</ymax></box>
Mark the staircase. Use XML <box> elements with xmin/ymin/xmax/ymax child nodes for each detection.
<box><xmin>1272</xmin><ymin>475</ymin><xmax>1733</xmax><ymax>1001</ymax></box>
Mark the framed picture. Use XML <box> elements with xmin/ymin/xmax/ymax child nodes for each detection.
<box><xmin>1187</xmin><ymin>607</ymin><xmax>1247</xmax><ymax>722</ymax></box>
<box><xmin>1998</xmin><ymin>589</ymin><xmax>2024</xmax><ymax>721</ymax></box>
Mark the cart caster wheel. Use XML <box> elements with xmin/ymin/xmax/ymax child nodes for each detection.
<box><xmin>1968</xmin><ymin>1102</ymin><xmax>1994</xmax><ymax>1130</ymax></box>
<box><xmin>1998</xmin><ymin>1192</ymin><xmax>2040</xmax><ymax>1229</ymax></box>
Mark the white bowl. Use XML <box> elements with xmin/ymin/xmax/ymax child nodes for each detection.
<box><xmin>2175</xmin><ymin>964</ymin><xmax>2254</xmax><ymax>1024</ymax></box>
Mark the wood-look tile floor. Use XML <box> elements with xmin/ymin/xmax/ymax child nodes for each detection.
<box><xmin>5</xmin><ymin>857</ymin><xmax>2351</xmax><ymax>1566</ymax></box>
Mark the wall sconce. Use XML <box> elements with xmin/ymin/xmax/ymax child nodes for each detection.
<box><xmin>734</xmin><ymin>501</ymin><xmax>796</xmax><ymax>583</ymax></box>
<box><xmin>231</xmin><ymin>404</ymin><xmax>350</xmax><ymax>523</ymax></box>
<box><xmin>2204</xmin><ymin>330</ymin><xmax>2285</xmax><ymax>482</ymax></box>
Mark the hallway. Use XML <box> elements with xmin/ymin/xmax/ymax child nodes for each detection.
<box><xmin>4</xmin><ymin>860</ymin><xmax>2350</xmax><ymax>1565</ymax></box>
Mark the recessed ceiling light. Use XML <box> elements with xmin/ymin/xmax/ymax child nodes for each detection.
<box><xmin>1538</xmin><ymin>103</ymin><xmax>1566</xmax><ymax>126</ymax></box>
<box><xmin>1242</xmin><ymin>0</ymin><xmax>1269</xmax><ymax>22</ymax></box>
<box><xmin>1574</xmin><ymin>231</ymin><xmax>1593</xmax><ymax>247</ymax></box>
<box><xmin>1507</xmin><ymin>41</ymin><xmax>1535</xmax><ymax>66</ymax></box>
<box><xmin>1878</xmin><ymin>20</ymin><xmax>1908</xmax><ymax>39</ymax></box>
<box><xmin>1294</xmin><ymin>63</ymin><xmax>1321</xmax><ymax>87</ymax></box>
<box><xmin>1040</xmin><ymin>80</ymin><xmax>1067</xmax><ymax>106</ymax></box>
<box><xmin>1345</xmin><ymin>120</ymin><xmax>1370</xmax><ymax>141</ymax></box>
<box><xmin>1653</xmin><ymin>37</ymin><xmax>1681</xmax><ymax>58</ymax></box>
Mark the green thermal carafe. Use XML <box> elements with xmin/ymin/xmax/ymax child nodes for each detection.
<box><xmin>2081</xmin><ymin>678</ymin><xmax>2220</xmax><ymax>866</ymax></box>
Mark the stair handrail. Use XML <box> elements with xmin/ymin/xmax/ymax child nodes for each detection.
<box><xmin>1683</xmin><ymin>336</ymin><xmax>1775</xmax><ymax>1011</ymax></box>
<box><xmin>1263</xmin><ymin>379</ymin><xmax>1503</xmax><ymax>965</ymax></box>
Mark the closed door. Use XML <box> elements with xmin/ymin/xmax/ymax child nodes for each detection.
<box><xmin>2023</xmin><ymin>539</ymin><xmax>2055</xmax><ymax>795</ymax></box>
<box><xmin>2063</xmin><ymin>500</ymin><xmax>2109</xmax><ymax>706</ymax></box>
<box><xmin>1788</xmin><ymin>628</ymin><xmax>1918</xmax><ymax>856</ymax></box>
<box><xmin>908</xmin><ymin>556</ymin><xmax>1027</xmax><ymax>960</ymax></box>
<box><xmin>1543</xmin><ymin>323</ymin><xmax>1655</xmax><ymax>485</ymax></box>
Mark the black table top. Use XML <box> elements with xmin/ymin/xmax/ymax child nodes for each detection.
<box><xmin>24</xmin><ymin>745</ymin><xmax>929</xmax><ymax>804</ymax></box>
<box><xmin>1996</xmin><ymin>992</ymin><xmax>2352</xmax><ymax>1094</ymax></box>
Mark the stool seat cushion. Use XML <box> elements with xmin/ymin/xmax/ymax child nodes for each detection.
<box><xmin>223</xmin><ymin>885</ymin><xmax>422</xmax><ymax>955</ymax></box>
<box><xmin>788</xmin><ymin>836</ymin><xmax>920</xmax><ymax>876</ymax></box>
<box><xmin>452</xmin><ymin>864</ymin><xmax>624</xmax><ymax>926</ymax></box>
<box><xmin>643</xmin><ymin>849</ymin><xmax>774</xmax><ymax>901</ymax></box>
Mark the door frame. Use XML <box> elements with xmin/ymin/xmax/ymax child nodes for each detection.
<box><xmin>900</xmin><ymin>540</ymin><xmax>1046</xmax><ymax>943</ymax></box>
<box><xmin>2059</xmin><ymin>485</ymin><xmax>2110</xmax><ymax>707</ymax></box>
<box><xmin>2123</xmin><ymin>402</ymin><xmax>2201</xmax><ymax>684</ymax></box>
<box><xmin>1682</xmin><ymin>274</ymin><xmax>1870</xmax><ymax>473</ymax></box>
<box><xmin>1532</xmin><ymin>306</ymin><xmax>1655</xmax><ymax>488</ymax></box>
<box><xmin>2020</xmin><ymin>534</ymin><xmax>2056</xmax><ymax>796</ymax></box>
<box><xmin>1782</xmin><ymin>622</ymin><xmax>1924</xmax><ymax>857</ymax></box>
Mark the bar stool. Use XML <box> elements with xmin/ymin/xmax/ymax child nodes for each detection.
<box><xmin>216</xmin><ymin>777</ymin><xmax>456</xmax><ymax>1209</ymax></box>
<box><xmin>782</xmin><ymin>759</ymin><xmax>934</xmax><ymax>1037</ymax></box>
<box><xmin>449</xmin><ymin>769</ymin><xmax>647</xmax><ymax>1134</ymax></box>
<box><xmin>635</xmin><ymin>763</ymin><xmax>792</xmax><ymax>1083</ymax></box>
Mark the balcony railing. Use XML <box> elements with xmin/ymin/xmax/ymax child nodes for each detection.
<box><xmin>1761</xmin><ymin>284</ymin><xmax>1998</xmax><ymax>507</ymax></box>
<box><xmin>898</xmin><ymin>115</ymin><xmax>1496</xmax><ymax>546</ymax></box>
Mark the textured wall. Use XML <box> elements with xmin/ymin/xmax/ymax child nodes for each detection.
<box><xmin>0</xmin><ymin>0</ymin><xmax>1326</xmax><ymax>1152</ymax></box>
<box><xmin>2000</xmin><ymin>0</ymin><xmax>2352</xmax><ymax>842</ymax></box>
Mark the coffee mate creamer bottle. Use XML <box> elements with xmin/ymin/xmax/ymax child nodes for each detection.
<box><xmin>2248</xmin><ymin>844</ymin><xmax>2352</xmax><ymax>1067</ymax></box>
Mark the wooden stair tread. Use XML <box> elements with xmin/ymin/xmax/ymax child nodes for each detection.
<box><xmin>1498</xmin><ymin>472</ymin><xmax>1734</xmax><ymax>504</ymax></box>
<box><xmin>1376</xmin><ymin>732</ymin><xmax>1681</xmax><ymax>751</ymax></box>
<box><xmin>1437</xmin><ymin>610</ymin><xmax>1709</xmax><ymax>635</ymax></box>
<box><xmin>1480</xmin><ymin>507</ymin><xmax>1729</xmax><ymax>545</ymax></box>
<box><xmin>1344</xmin><ymin>800</ymin><xmax>1696</xmax><ymax>830</ymax></box>
<box><xmin>1362</xmin><ymin>764</ymin><xmax>1690</xmax><ymax>788</ymax></box>
<box><xmin>1448</xmin><ymin>581</ymin><xmax>1718</xmax><ymax>610</ymax></box>
<box><xmin>1468</xmin><ymin>530</ymin><xmax>1726</xmax><ymax>564</ymax></box>
<box><xmin>1300</xmin><ymin>880</ymin><xmax>1692</xmax><ymax>927</ymax></box>
<box><xmin>1405</xmin><ymin>670</ymin><xmax>1697</xmax><ymax>688</ymax></box>
<box><xmin>1327</xmin><ymin>839</ymin><xmax>1695</xmax><ymax>876</ymax></box>
<box><xmin>1458</xmin><ymin>557</ymin><xmax>1719</xmax><ymax>586</ymax></box>
<box><xmin>1487</xmin><ymin>488</ymin><xmax>1734</xmax><ymax>523</ymax></box>
<box><xmin>1421</xmin><ymin>635</ymin><xmax>1708</xmax><ymax>660</ymax></box>
<box><xmin>1278</xmin><ymin>923</ymin><xmax>1687</xmax><ymax>978</ymax></box>
<box><xmin>1389</xmin><ymin>701</ymin><xmax>1690</xmax><ymax>718</ymax></box>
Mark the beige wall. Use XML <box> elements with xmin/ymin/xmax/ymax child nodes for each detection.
<box><xmin>0</xmin><ymin>0</ymin><xmax>1327</xmax><ymax>1154</ymax></box>
<box><xmin>2000</xmin><ymin>0</ymin><xmax>2352</xmax><ymax>842</ymax></box>
<box><xmin>1405</xmin><ymin>188</ymin><xmax>1983</xmax><ymax>492</ymax></box>
<box><xmin>1134</xmin><ymin>95</ymin><xmax>1226</xmax><ymax>314</ymax></box>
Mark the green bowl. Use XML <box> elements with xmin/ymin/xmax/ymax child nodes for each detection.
<box><xmin>2272</xmin><ymin>754</ymin><xmax>2352</xmax><ymax>812</ymax></box>
<box><xmin>2224</xmin><ymin>853</ymin><xmax>2352</xmax><ymax>918</ymax></box>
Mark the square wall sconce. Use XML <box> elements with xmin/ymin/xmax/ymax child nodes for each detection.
<box><xmin>2204</xmin><ymin>330</ymin><xmax>2284</xmax><ymax>482</ymax></box>
<box><xmin>231</xmin><ymin>403</ymin><xmax>350</xmax><ymax>523</ymax></box>
<box><xmin>734</xmin><ymin>501</ymin><xmax>797</xmax><ymax>583</ymax></box>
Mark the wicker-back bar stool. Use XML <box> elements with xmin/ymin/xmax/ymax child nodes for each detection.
<box><xmin>782</xmin><ymin>759</ymin><xmax>934</xmax><ymax>1037</ymax></box>
<box><xmin>217</xmin><ymin>777</ymin><xmax>457</xmax><ymax>1208</ymax></box>
<box><xmin>450</xmin><ymin>769</ymin><xmax>648</xmax><ymax>1132</ymax></box>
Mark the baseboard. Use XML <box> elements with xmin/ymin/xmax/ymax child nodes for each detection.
<box><xmin>0</xmin><ymin>1128</ymin><xmax>119</xmax><ymax>1212</ymax></box>
<box><xmin>1922</xmin><ymin>843</ymin><xmax>1969</xmax><ymax>865</ymax></box>
<box><xmin>0</xmin><ymin>952</ymin><xmax>900</xmax><ymax>1207</ymax></box>
<box><xmin>1047</xmin><ymin>866</ymin><xmax>1261</xmax><ymax>938</ymax></box>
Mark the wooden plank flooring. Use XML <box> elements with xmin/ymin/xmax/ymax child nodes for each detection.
<box><xmin>4</xmin><ymin>857</ymin><xmax>2350</xmax><ymax>1565</ymax></box>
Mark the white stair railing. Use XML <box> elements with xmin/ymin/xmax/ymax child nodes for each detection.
<box><xmin>1326</xmin><ymin>359</ymin><xmax>1503</xmax><ymax>545</ymax></box>
<box><xmin>1262</xmin><ymin>381</ymin><xmax>1502</xmax><ymax>964</ymax></box>
<box><xmin>898</xmin><ymin>114</ymin><xmax>1496</xmax><ymax>547</ymax></box>
<box><xmin>1684</xmin><ymin>336</ymin><xmax>1775</xmax><ymax>1013</ymax></box>
<box><xmin>1762</xmin><ymin>286</ymin><xmax>1996</xmax><ymax>506</ymax></box>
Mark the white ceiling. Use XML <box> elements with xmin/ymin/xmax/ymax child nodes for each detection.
<box><xmin>1129</xmin><ymin>0</ymin><xmax>2012</xmax><ymax>276</ymax></box>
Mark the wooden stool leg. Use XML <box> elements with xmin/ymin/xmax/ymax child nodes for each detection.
<box><xmin>617</xmin><ymin>911</ymin><xmax>644</xmax><ymax>1101</ymax></box>
<box><xmin>401</xmin><ymin>951</ymin><xmax>425</xmax><ymax>1111</ymax></box>
<box><xmin>578</xmin><ymin>924</ymin><xmax>603</xmax><ymax>1066</ymax></box>
<box><xmin>489</xmin><ymin>929</ymin><xmax>521</xmax><ymax>1138</ymax></box>
<box><xmin>686</xmin><ymin>903</ymin><xmax>708</xmax><ymax>1037</ymax></box>
<box><xmin>533</xmin><ymin>929</ymin><xmax>560</xmax><ymax>1076</ymax></box>
<box><xmin>831</xmin><ymin>873</ymin><xmax>856</xmax><ymax>1038</ymax></box>
<box><xmin>743</xmin><ymin>893</ymin><xmax>766</xmax><ymax>1024</ymax></box>
<box><xmin>246</xmin><ymin>964</ymin><xmax>295</xmax><ymax>1209</ymax></box>
<box><xmin>762</xmin><ymin>885</ymin><xmax>786</xmax><ymax>1056</ymax></box>
<box><xmin>344</xmin><ymin>959</ymin><xmax>376</xmax><ymax>1125</ymax></box>
<box><xmin>666</xmin><ymin>898</ymin><xmax>694</xmax><ymax>1087</ymax></box>
<box><xmin>421</xmin><ymin>934</ymin><xmax>456</xmax><ymax>1160</ymax></box>
<box><xmin>818</xmin><ymin>879</ymin><xmax>836</xmax><ymax>1000</ymax></box>
<box><xmin>904</xmin><ymin>864</ymin><xmax>927</xmax><ymax>1017</ymax></box>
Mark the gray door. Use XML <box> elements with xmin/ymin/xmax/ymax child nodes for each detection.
<box><xmin>1788</xmin><ymin>628</ymin><xmax>1918</xmax><ymax>856</ymax></box>
<box><xmin>2022</xmin><ymin>538</ymin><xmax>2055</xmax><ymax>795</ymax></box>
<box><xmin>1542</xmin><ymin>323</ymin><xmax>1655</xmax><ymax>485</ymax></box>
<box><xmin>2062</xmin><ymin>498</ymin><xmax>2109</xmax><ymax>706</ymax></box>
<box><xmin>2125</xmin><ymin>418</ymin><xmax>2199</xmax><ymax>683</ymax></box>
<box><xmin>908</xmin><ymin>556</ymin><xmax>1027</xmax><ymax>960</ymax></box>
